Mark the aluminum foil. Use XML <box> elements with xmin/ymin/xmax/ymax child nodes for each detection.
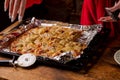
<box><xmin>0</xmin><ymin>17</ymin><xmax>103</xmax><ymax>63</ymax></box>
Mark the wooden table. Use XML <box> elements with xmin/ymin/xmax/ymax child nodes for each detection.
<box><xmin>0</xmin><ymin>22</ymin><xmax>120</xmax><ymax>80</ymax></box>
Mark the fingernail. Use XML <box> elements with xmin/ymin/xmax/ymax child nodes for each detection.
<box><xmin>9</xmin><ymin>13</ymin><xmax>11</xmax><ymax>19</ymax></box>
<box><xmin>105</xmin><ymin>7</ymin><xmax>109</xmax><ymax>9</ymax></box>
<box><xmin>105</xmin><ymin>8</ymin><xmax>109</xmax><ymax>10</ymax></box>
<box><xmin>9</xmin><ymin>15</ymin><xmax>11</xmax><ymax>19</ymax></box>
<box><xmin>11</xmin><ymin>16</ymin><xmax>15</xmax><ymax>22</ymax></box>
<box><xmin>18</xmin><ymin>16</ymin><xmax>22</xmax><ymax>22</ymax></box>
<box><xmin>4</xmin><ymin>7</ymin><xmax>7</xmax><ymax>12</ymax></box>
<box><xmin>98</xmin><ymin>19</ymin><xmax>101</xmax><ymax>21</ymax></box>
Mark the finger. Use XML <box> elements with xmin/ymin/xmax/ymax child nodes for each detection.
<box><xmin>99</xmin><ymin>17</ymin><xmax>110</xmax><ymax>22</ymax></box>
<box><xmin>4</xmin><ymin>0</ymin><xmax>10</xmax><ymax>12</ymax></box>
<box><xmin>105</xmin><ymin>7</ymin><xmax>115</xmax><ymax>12</ymax></box>
<box><xmin>18</xmin><ymin>0</ymin><xmax>26</xmax><ymax>22</ymax></box>
<box><xmin>98</xmin><ymin>17</ymin><xmax>106</xmax><ymax>21</ymax></box>
<box><xmin>99</xmin><ymin>16</ymin><xmax>116</xmax><ymax>22</ymax></box>
<box><xmin>9</xmin><ymin>0</ymin><xmax>15</xmax><ymax>19</ymax></box>
<box><xmin>11</xmin><ymin>0</ymin><xmax>21</xmax><ymax>22</ymax></box>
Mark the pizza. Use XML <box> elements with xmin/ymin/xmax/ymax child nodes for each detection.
<box><xmin>10</xmin><ymin>26</ymin><xmax>86</xmax><ymax>58</ymax></box>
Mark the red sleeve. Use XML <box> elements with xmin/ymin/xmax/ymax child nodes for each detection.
<box><xmin>26</xmin><ymin>0</ymin><xmax>42</xmax><ymax>8</ymax></box>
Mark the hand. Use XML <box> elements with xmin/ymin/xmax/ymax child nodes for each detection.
<box><xmin>106</xmin><ymin>0</ymin><xmax>120</xmax><ymax>12</ymax></box>
<box><xmin>99</xmin><ymin>0</ymin><xmax>120</xmax><ymax>22</ymax></box>
<box><xmin>4</xmin><ymin>0</ymin><xmax>27</xmax><ymax>22</ymax></box>
<box><xmin>98</xmin><ymin>16</ymin><xmax>117</xmax><ymax>22</ymax></box>
<box><xmin>99</xmin><ymin>14</ymin><xmax>120</xmax><ymax>22</ymax></box>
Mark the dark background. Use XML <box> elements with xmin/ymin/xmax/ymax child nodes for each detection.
<box><xmin>0</xmin><ymin>0</ymin><xmax>11</xmax><ymax>31</ymax></box>
<box><xmin>0</xmin><ymin>0</ymin><xmax>83</xmax><ymax>31</ymax></box>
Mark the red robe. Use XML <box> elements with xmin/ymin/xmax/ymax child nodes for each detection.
<box><xmin>26</xmin><ymin>0</ymin><xmax>42</xmax><ymax>8</ymax></box>
<box><xmin>81</xmin><ymin>0</ymin><xmax>120</xmax><ymax>37</ymax></box>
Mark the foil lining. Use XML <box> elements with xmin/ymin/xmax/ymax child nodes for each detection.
<box><xmin>0</xmin><ymin>17</ymin><xmax>103</xmax><ymax>63</ymax></box>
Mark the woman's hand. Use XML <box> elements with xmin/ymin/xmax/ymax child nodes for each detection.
<box><xmin>99</xmin><ymin>0</ymin><xmax>120</xmax><ymax>22</ymax></box>
<box><xmin>106</xmin><ymin>0</ymin><xmax>120</xmax><ymax>12</ymax></box>
<box><xmin>4</xmin><ymin>0</ymin><xmax>27</xmax><ymax>22</ymax></box>
<box><xmin>99</xmin><ymin>14</ymin><xmax>120</xmax><ymax>22</ymax></box>
<box><xmin>98</xmin><ymin>16</ymin><xmax>118</xmax><ymax>22</ymax></box>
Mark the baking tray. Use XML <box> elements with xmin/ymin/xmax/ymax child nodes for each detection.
<box><xmin>0</xmin><ymin>18</ymin><xmax>110</xmax><ymax>72</ymax></box>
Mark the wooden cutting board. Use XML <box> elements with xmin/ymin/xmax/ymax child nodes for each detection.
<box><xmin>0</xmin><ymin>22</ymin><xmax>120</xmax><ymax>80</ymax></box>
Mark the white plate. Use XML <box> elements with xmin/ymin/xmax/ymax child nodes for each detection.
<box><xmin>114</xmin><ymin>50</ymin><xmax>120</xmax><ymax>65</ymax></box>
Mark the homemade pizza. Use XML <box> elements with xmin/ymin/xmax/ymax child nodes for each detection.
<box><xmin>10</xmin><ymin>26</ymin><xmax>87</xmax><ymax>58</ymax></box>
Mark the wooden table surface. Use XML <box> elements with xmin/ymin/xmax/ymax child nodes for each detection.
<box><xmin>0</xmin><ymin>22</ymin><xmax>120</xmax><ymax>80</ymax></box>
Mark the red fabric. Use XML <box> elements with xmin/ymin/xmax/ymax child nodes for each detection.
<box><xmin>81</xmin><ymin>0</ymin><xmax>120</xmax><ymax>37</ymax></box>
<box><xmin>26</xmin><ymin>0</ymin><xmax>42</xmax><ymax>8</ymax></box>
